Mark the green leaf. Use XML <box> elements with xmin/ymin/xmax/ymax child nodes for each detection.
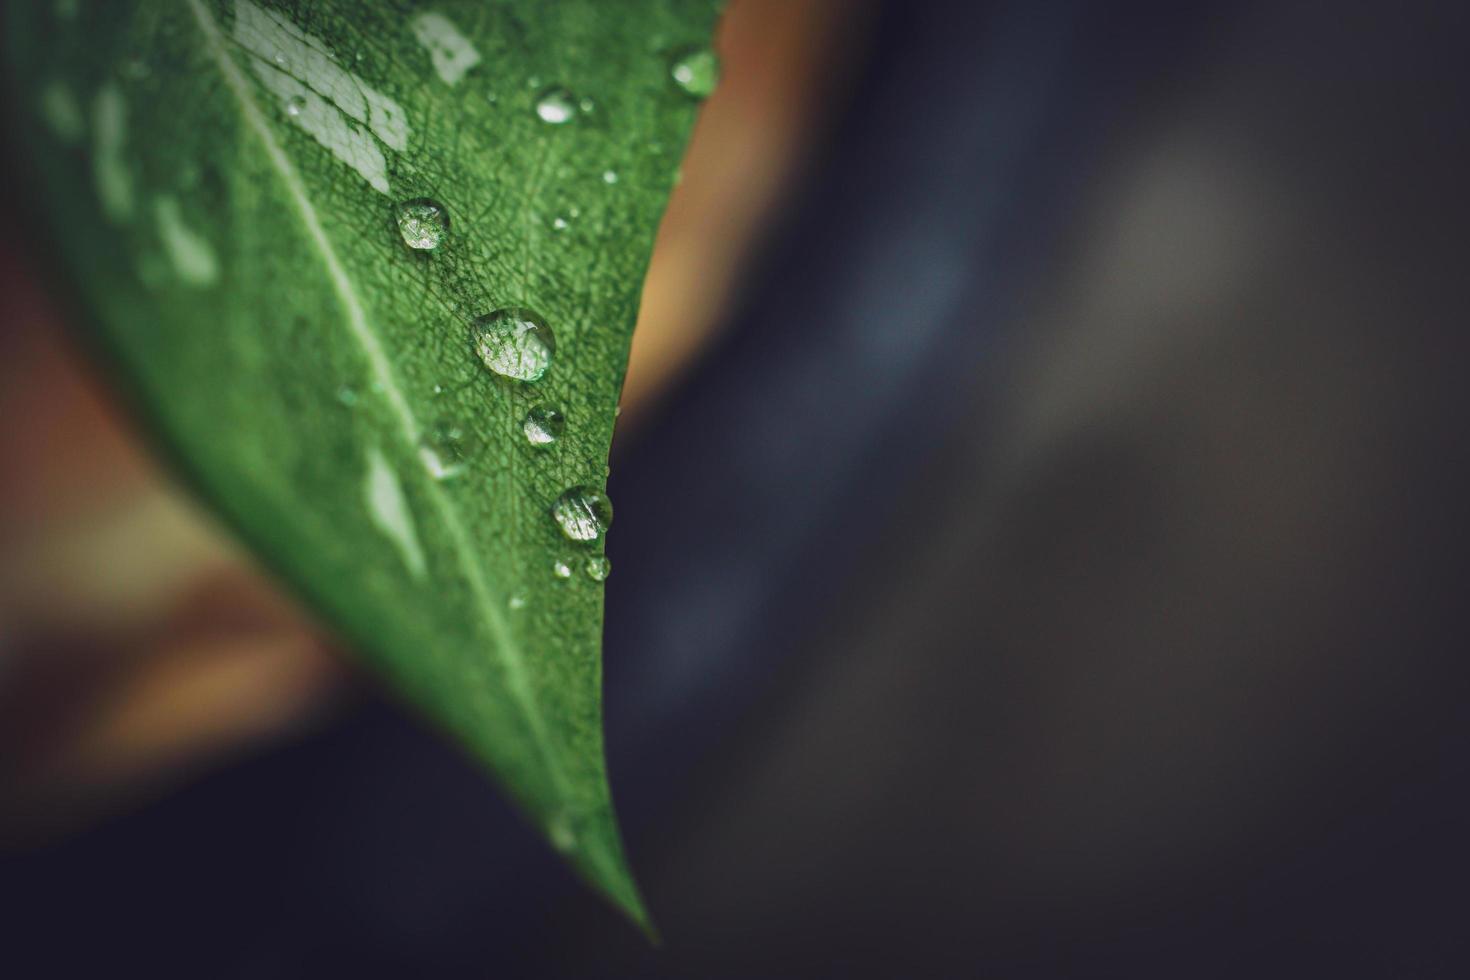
<box><xmin>4</xmin><ymin>0</ymin><xmax>720</xmax><ymax>929</ymax></box>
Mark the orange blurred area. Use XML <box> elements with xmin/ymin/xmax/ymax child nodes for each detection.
<box><xmin>0</xmin><ymin>0</ymin><xmax>858</xmax><ymax>841</ymax></box>
<box><xmin>0</xmin><ymin>288</ymin><xmax>345</xmax><ymax>840</ymax></box>
<box><xmin>624</xmin><ymin>0</ymin><xmax>863</xmax><ymax>418</ymax></box>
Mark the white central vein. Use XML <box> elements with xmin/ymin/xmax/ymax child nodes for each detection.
<box><xmin>185</xmin><ymin>0</ymin><xmax>569</xmax><ymax>799</ymax></box>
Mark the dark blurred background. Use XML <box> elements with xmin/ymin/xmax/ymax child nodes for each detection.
<box><xmin>3</xmin><ymin>0</ymin><xmax>1468</xmax><ymax>976</ymax></box>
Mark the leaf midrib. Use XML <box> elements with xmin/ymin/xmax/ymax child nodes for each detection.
<box><xmin>183</xmin><ymin>0</ymin><xmax>572</xmax><ymax>802</ymax></box>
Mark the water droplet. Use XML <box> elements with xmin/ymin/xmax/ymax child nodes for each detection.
<box><xmin>578</xmin><ymin>96</ymin><xmax>596</xmax><ymax>114</ymax></box>
<box><xmin>336</xmin><ymin>384</ymin><xmax>359</xmax><ymax>407</ymax></box>
<box><xmin>601</xmin><ymin>169</ymin><xmax>619</xmax><ymax>185</ymax></box>
<box><xmin>551</xmin><ymin>216</ymin><xmax>569</xmax><ymax>231</ymax></box>
<box><xmin>286</xmin><ymin>94</ymin><xmax>306</xmax><ymax>117</ymax></box>
<box><xmin>418</xmin><ymin>419</ymin><xmax>473</xmax><ymax>480</ymax></box>
<box><xmin>473</xmin><ymin>308</ymin><xmax>555</xmax><ymax>382</ymax></box>
<box><xmin>508</xmin><ymin>592</ymin><xmax>528</xmax><ymax>611</ymax></box>
<box><xmin>548</xmin><ymin>812</ymin><xmax>576</xmax><ymax>852</ymax></box>
<box><xmin>670</xmin><ymin>45</ymin><xmax>720</xmax><ymax>99</ymax></box>
<box><xmin>396</xmin><ymin>198</ymin><xmax>450</xmax><ymax>251</ymax></box>
<box><xmin>534</xmin><ymin>86</ymin><xmax>576</xmax><ymax>124</ymax></box>
<box><xmin>585</xmin><ymin>555</ymin><xmax>611</xmax><ymax>582</ymax></box>
<box><xmin>551</xmin><ymin>486</ymin><xmax>613</xmax><ymax>543</ymax></box>
<box><xmin>552</xmin><ymin>558</ymin><xmax>574</xmax><ymax>580</ymax></box>
<box><xmin>523</xmin><ymin>406</ymin><xmax>565</xmax><ymax>447</ymax></box>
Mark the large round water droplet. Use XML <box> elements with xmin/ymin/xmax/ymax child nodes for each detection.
<box><xmin>473</xmin><ymin>308</ymin><xmax>555</xmax><ymax>382</ymax></box>
<box><xmin>585</xmin><ymin>555</ymin><xmax>611</xmax><ymax>582</ymax></box>
<box><xmin>670</xmin><ymin>45</ymin><xmax>719</xmax><ymax>99</ymax></box>
<box><xmin>396</xmin><ymin>198</ymin><xmax>450</xmax><ymax>251</ymax></box>
<box><xmin>551</xmin><ymin>486</ymin><xmax>612</xmax><ymax>543</ymax></box>
<box><xmin>523</xmin><ymin>406</ymin><xmax>565</xmax><ymax>447</ymax></box>
<box><xmin>534</xmin><ymin>86</ymin><xmax>576</xmax><ymax>124</ymax></box>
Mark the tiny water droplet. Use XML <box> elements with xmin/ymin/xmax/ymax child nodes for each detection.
<box><xmin>552</xmin><ymin>558</ymin><xmax>574</xmax><ymax>580</ymax></box>
<box><xmin>551</xmin><ymin>216</ymin><xmax>569</xmax><ymax>231</ymax></box>
<box><xmin>602</xmin><ymin>169</ymin><xmax>619</xmax><ymax>185</ymax></box>
<box><xmin>523</xmin><ymin>406</ymin><xmax>565</xmax><ymax>447</ymax></box>
<box><xmin>286</xmin><ymin>94</ymin><xmax>306</xmax><ymax>117</ymax></box>
<box><xmin>473</xmin><ymin>308</ymin><xmax>555</xmax><ymax>382</ymax></box>
<box><xmin>548</xmin><ymin>812</ymin><xmax>576</xmax><ymax>852</ymax></box>
<box><xmin>336</xmin><ymin>384</ymin><xmax>359</xmax><ymax>407</ymax></box>
<box><xmin>551</xmin><ymin>486</ymin><xmax>613</xmax><ymax>543</ymax></box>
<box><xmin>418</xmin><ymin>419</ymin><xmax>473</xmax><ymax>480</ymax></box>
<box><xmin>534</xmin><ymin>86</ymin><xmax>576</xmax><ymax>124</ymax></box>
<box><xmin>419</xmin><ymin>450</ymin><xmax>454</xmax><ymax>480</ymax></box>
<box><xmin>578</xmin><ymin>96</ymin><xmax>596</xmax><ymax>114</ymax></box>
<box><xmin>396</xmin><ymin>198</ymin><xmax>450</xmax><ymax>251</ymax></box>
<box><xmin>508</xmin><ymin>592</ymin><xmax>528</xmax><ymax>611</ymax></box>
<box><xmin>670</xmin><ymin>45</ymin><xmax>720</xmax><ymax>99</ymax></box>
<box><xmin>585</xmin><ymin>555</ymin><xmax>611</xmax><ymax>582</ymax></box>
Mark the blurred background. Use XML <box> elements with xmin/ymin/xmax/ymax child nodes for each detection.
<box><xmin>3</xmin><ymin>0</ymin><xmax>1468</xmax><ymax>976</ymax></box>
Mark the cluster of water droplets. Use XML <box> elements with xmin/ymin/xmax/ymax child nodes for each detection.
<box><xmin>366</xmin><ymin>47</ymin><xmax>720</xmax><ymax>587</ymax></box>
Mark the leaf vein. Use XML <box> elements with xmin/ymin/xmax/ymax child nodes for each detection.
<box><xmin>183</xmin><ymin>0</ymin><xmax>571</xmax><ymax>804</ymax></box>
